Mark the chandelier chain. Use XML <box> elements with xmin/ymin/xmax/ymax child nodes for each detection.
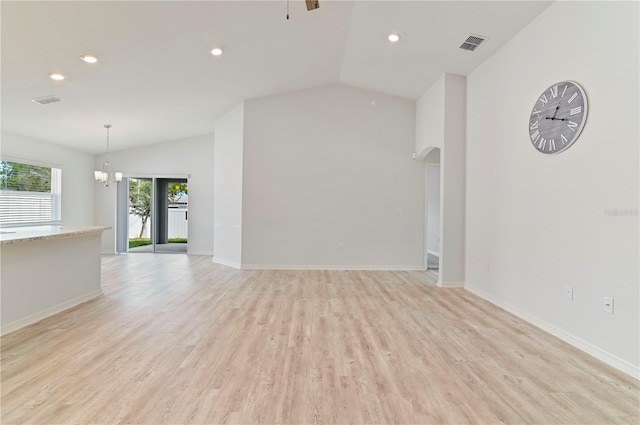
<box><xmin>104</xmin><ymin>124</ymin><xmax>112</xmax><ymax>153</ymax></box>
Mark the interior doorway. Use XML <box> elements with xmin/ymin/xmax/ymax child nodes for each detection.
<box><xmin>118</xmin><ymin>176</ymin><xmax>189</xmax><ymax>254</ymax></box>
<box><xmin>424</xmin><ymin>148</ymin><xmax>441</xmax><ymax>281</ymax></box>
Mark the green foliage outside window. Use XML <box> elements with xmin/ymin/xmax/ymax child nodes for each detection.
<box><xmin>168</xmin><ymin>182</ymin><xmax>188</xmax><ymax>204</ymax></box>
<box><xmin>0</xmin><ymin>161</ymin><xmax>51</xmax><ymax>192</ymax></box>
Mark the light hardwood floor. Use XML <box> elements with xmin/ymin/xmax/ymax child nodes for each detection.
<box><xmin>1</xmin><ymin>254</ymin><xmax>638</xmax><ymax>424</ymax></box>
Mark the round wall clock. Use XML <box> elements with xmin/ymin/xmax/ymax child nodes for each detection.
<box><xmin>528</xmin><ymin>81</ymin><xmax>588</xmax><ymax>154</ymax></box>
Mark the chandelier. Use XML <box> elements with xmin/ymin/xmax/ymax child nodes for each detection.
<box><xmin>94</xmin><ymin>124</ymin><xmax>122</xmax><ymax>187</ymax></box>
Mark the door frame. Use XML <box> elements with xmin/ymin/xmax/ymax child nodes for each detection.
<box><xmin>116</xmin><ymin>173</ymin><xmax>190</xmax><ymax>253</ymax></box>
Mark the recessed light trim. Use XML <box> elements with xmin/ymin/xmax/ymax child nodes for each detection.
<box><xmin>211</xmin><ymin>48</ymin><xmax>223</xmax><ymax>56</ymax></box>
<box><xmin>80</xmin><ymin>54</ymin><xmax>98</xmax><ymax>64</ymax></box>
<box><xmin>49</xmin><ymin>72</ymin><xmax>65</xmax><ymax>81</ymax></box>
<box><xmin>388</xmin><ymin>33</ymin><xmax>400</xmax><ymax>43</ymax></box>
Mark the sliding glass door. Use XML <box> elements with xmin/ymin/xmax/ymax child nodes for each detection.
<box><xmin>154</xmin><ymin>178</ymin><xmax>188</xmax><ymax>253</ymax></box>
<box><xmin>119</xmin><ymin>176</ymin><xmax>188</xmax><ymax>254</ymax></box>
<box><xmin>128</xmin><ymin>178</ymin><xmax>153</xmax><ymax>252</ymax></box>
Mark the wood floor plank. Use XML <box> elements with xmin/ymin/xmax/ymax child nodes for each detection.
<box><xmin>1</xmin><ymin>254</ymin><xmax>638</xmax><ymax>424</ymax></box>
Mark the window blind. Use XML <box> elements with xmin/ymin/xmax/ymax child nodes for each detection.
<box><xmin>0</xmin><ymin>191</ymin><xmax>55</xmax><ymax>225</ymax></box>
<box><xmin>0</xmin><ymin>161</ymin><xmax>61</xmax><ymax>227</ymax></box>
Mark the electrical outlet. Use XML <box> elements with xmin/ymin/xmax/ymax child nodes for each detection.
<box><xmin>603</xmin><ymin>297</ymin><xmax>614</xmax><ymax>314</ymax></box>
<box><xmin>564</xmin><ymin>285</ymin><xmax>573</xmax><ymax>300</ymax></box>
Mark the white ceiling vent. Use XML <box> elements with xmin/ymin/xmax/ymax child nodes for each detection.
<box><xmin>30</xmin><ymin>95</ymin><xmax>62</xmax><ymax>105</ymax></box>
<box><xmin>459</xmin><ymin>34</ymin><xmax>487</xmax><ymax>52</ymax></box>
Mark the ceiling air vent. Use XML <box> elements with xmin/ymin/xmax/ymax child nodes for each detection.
<box><xmin>30</xmin><ymin>95</ymin><xmax>62</xmax><ymax>105</ymax></box>
<box><xmin>459</xmin><ymin>34</ymin><xmax>487</xmax><ymax>52</ymax></box>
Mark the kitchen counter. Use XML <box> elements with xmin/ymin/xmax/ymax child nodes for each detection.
<box><xmin>1</xmin><ymin>225</ymin><xmax>109</xmax><ymax>335</ymax></box>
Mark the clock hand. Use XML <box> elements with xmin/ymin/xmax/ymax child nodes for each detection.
<box><xmin>544</xmin><ymin>104</ymin><xmax>561</xmax><ymax>120</ymax></box>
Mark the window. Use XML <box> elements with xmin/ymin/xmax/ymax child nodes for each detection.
<box><xmin>0</xmin><ymin>160</ymin><xmax>61</xmax><ymax>227</ymax></box>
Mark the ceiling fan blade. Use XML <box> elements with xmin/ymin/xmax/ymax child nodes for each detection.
<box><xmin>305</xmin><ymin>0</ymin><xmax>319</xmax><ymax>11</ymax></box>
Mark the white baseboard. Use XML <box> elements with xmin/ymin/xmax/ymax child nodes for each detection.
<box><xmin>465</xmin><ymin>284</ymin><xmax>640</xmax><ymax>380</ymax></box>
<box><xmin>1</xmin><ymin>289</ymin><xmax>103</xmax><ymax>336</ymax></box>
<box><xmin>427</xmin><ymin>250</ymin><xmax>440</xmax><ymax>258</ymax></box>
<box><xmin>240</xmin><ymin>264</ymin><xmax>424</xmax><ymax>271</ymax></box>
<box><xmin>438</xmin><ymin>281</ymin><xmax>464</xmax><ymax>288</ymax></box>
<box><xmin>212</xmin><ymin>257</ymin><xmax>242</xmax><ymax>269</ymax></box>
<box><xmin>187</xmin><ymin>250</ymin><xmax>213</xmax><ymax>256</ymax></box>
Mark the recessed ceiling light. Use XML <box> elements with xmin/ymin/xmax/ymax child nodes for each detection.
<box><xmin>211</xmin><ymin>48</ymin><xmax>223</xmax><ymax>56</ymax></box>
<box><xmin>49</xmin><ymin>72</ymin><xmax>65</xmax><ymax>81</ymax></box>
<box><xmin>80</xmin><ymin>54</ymin><xmax>98</xmax><ymax>64</ymax></box>
<box><xmin>388</xmin><ymin>33</ymin><xmax>401</xmax><ymax>43</ymax></box>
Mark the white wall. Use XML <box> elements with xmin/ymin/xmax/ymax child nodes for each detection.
<box><xmin>465</xmin><ymin>1</ymin><xmax>639</xmax><ymax>377</ymax></box>
<box><xmin>415</xmin><ymin>74</ymin><xmax>466</xmax><ymax>285</ymax></box>
<box><xmin>241</xmin><ymin>84</ymin><xmax>423</xmax><ymax>269</ymax></box>
<box><xmin>441</xmin><ymin>74</ymin><xmax>466</xmax><ymax>285</ymax></box>
<box><xmin>94</xmin><ymin>134</ymin><xmax>214</xmax><ymax>255</ymax></box>
<box><xmin>416</xmin><ymin>76</ymin><xmax>445</xmax><ymax>154</ymax></box>
<box><xmin>1</xmin><ymin>132</ymin><xmax>95</xmax><ymax>226</ymax></box>
<box><xmin>213</xmin><ymin>104</ymin><xmax>244</xmax><ymax>268</ymax></box>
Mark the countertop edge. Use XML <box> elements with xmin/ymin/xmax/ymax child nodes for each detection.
<box><xmin>1</xmin><ymin>226</ymin><xmax>111</xmax><ymax>245</ymax></box>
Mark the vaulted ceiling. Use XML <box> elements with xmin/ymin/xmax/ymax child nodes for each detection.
<box><xmin>1</xmin><ymin>1</ymin><xmax>551</xmax><ymax>154</ymax></box>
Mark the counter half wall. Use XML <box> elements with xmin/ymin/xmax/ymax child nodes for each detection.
<box><xmin>1</xmin><ymin>226</ymin><xmax>108</xmax><ymax>335</ymax></box>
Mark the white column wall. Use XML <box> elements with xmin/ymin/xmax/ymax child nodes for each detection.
<box><xmin>415</xmin><ymin>74</ymin><xmax>466</xmax><ymax>286</ymax></box>
<box><xmin>213</xmin><ymin>104</ymin><xmax>244</xmax><ymax>268</ymax></box>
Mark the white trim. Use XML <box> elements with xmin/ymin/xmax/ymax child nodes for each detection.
<box><xmin>1</xmin><ymin>289</ymin><xmax>103</xmax><ymax>336</ymax></box>
<box><xmin>212</xmin><ymin>257</ymin><xmax>242</xmax><ymax>269</ymax></box>
<box><xmin>438</xmin><ymin>280</ymin><xmax>464</xmax><ymax>288</ymax></box>
<box><xmin>240</xmin><ymin>264</ymin><xmax>424</xmax><ymax>271</ymax></box>
<box><xmin>0</xmin><ymin>154</ymin><xmax>62</xmax><ymax>170</ymax></box>
<box><xmin>465</xmin><ymin>284</ymin><xmax>640</xmax><ymax>380</ymax></box>
<box><xmin>427</xmin><ymin>250</ymin><xmax>440</xmax><ymax>258</ymax></box>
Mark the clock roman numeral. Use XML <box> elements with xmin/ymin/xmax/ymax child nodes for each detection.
<box><xmin>539</xmin><ymin>94</ymin><xmax>549</xmax><ymax>105</ymax></box>
<box><xmin>561</xmin><ymin>134</ymin><xmax>568</xmax><ymax>144</ymax></box>
<box><xmin>570</xmin><ymin>106</ymin><xmax>582</xmax><ymax>116</ymax></box>
<box><xmin>531</xmin><ymin>129</ymin><xmax>540</xmax><ymax>143</ymax></box>
<box><xmin>549</xmin><ymin>139</ymin><xmax>556</xmax><ymax>151</ymax></box>
<box><xmin>538</xmin><ymin>137</ymin><xmax>547</xmax><ymax>150</ymax></box>
<box><xmin>568</xmin><ymin>92</ymin><xmax>578</xmax><ymax>104</ymax></box>
<box><xmin>549</xmin><ymin>86</ymin><xmax>558</xmax><ymax>98</ymax></box>
<box><xmin>561</xmin><ymin>85</ymin><xmax>568</xmax><ymax>98</ymax></box>
<box><xmin>567</xmin><ymin>121</ymin><xmax>578</xmax><ymax>132</ymax></box>
<box><xmin>530</xmin><ymin>120</ymin><xmax>539</xmax><ymax>130</ymax></box>
<box><xmin>532</xmin><ymin>108</ymin><xmax>542</xmax><ymax>117</ymax></box>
